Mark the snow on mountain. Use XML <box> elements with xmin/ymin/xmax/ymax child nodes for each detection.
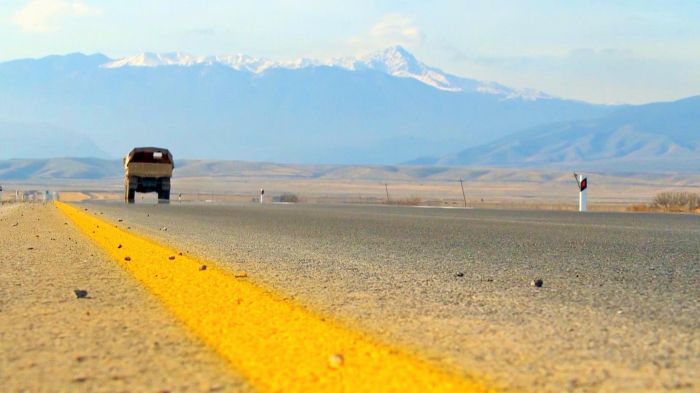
<box><xmin>101</xmin><ymin>52</ymin><xmax>279</xmax><ymax>72</ymax></box>
<box><xmin>326</xmin><ymin>46</ymin><xmax>555</xmax><ymax>100</ymax></box>
<box><xmin>101</xmin><ymin>46</ymin><xmax>552</xmax><ymax>100</ymax></box>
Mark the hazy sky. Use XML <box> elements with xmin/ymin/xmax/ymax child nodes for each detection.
<box><xmin>1</xmin><ymin>0</ymin><xmax>699</xmax><ymax>104</ymax></box>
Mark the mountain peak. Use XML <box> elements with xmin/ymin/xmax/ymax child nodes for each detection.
<box><xmin>383</xmin><ymin>45</ymin><xmax>413</xmax><ymax>57</ymax></box>
<box><xmin>361</xmin><ymin>45</ymin><xmax>422</xmax><ymax>75</ymax></box>
<box><xmin>96</xmin><ymin>46</ymin><xmax>552</xmax><ymax>100</ymax></box>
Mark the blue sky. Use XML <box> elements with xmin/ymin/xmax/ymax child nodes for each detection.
<box><xmin>0</xmin><ymin>0</ymin><xmax>699</xmax><ymax>104</ymax></box>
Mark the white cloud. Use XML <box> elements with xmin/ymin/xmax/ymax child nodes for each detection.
<box><xmin>12</xmin><ymin>0</ymin><xmax>102</xmax><ymax>33</ymax></box>
<box><xmin>348</xmin><ymin>14</ymin><xmax>423</xmax><ymax>51</ymax></box>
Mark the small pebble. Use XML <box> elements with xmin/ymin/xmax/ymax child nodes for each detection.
<box><xmin>531</xmin><ymin>279</ymin><xmax>543</xmax><ymax>288</ymax></box>
<box><xmin>117</xmin><ymin>244</ymin><xmax>122</xmax><ymax>249</ymax></box>
<box><xmin>455</xmin><ymin>272</ymin><xmax>464</xmax><ymax>277</ymax></box>
<box><xmin>124</xmin><ymin>256</ymin><xmax>131</xmax><ymax>261</ymax></box>
<box><xmin>74</xmin><ymin>289</ymin><xmax>88</xmax><ymax>299</ymax></box>
<box><xmin>199</xmin><ymin>265</ymin><xmax>207</xmax><ymax>271</ymax></box>
<box><xmin>168</xmin><ymin>256</ymin><xmax>175</xmax><ymax>260</ymax></box>
<box><xmin>328</xmin><ymin>354</ymin><xmax>345</xmax><ymax>368</ymax></box>
<box><xmin>235</xmin><ymin>272</ymin><xmax>247</xmax><ymax>278</ymax></box>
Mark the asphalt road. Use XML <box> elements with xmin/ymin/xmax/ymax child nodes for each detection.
<box><xmin>85</xmin><ymin>202</ymin><xmax>700</xmax><ymax>391</ymax></box>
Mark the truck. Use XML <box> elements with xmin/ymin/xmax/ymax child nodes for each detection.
<box><xmin>124</xmin><ymin>147</ymin><xmax>173</xmax><ymax>204</ymax></box>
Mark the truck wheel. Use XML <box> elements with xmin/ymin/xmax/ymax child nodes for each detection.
<box><xmin>158</xmin><ymin>189</ymin><xmax>170</xmax><ymax>204</ymax></box>
<box><xmin>125</xmin><ymin>178</ymin><xmax>136</xmax><ymax>204</ymax></box>
<box><xmin>158</xmin><ymin>177</ymin><xmax>171</xmax><ymax>204</ymax></box>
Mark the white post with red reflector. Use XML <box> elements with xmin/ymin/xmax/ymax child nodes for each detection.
<box><xmin>260</xmin><ymin>189</ymin><xmax>265</xmax><ymax>204</ymax></box>
<box><xmin>574</xmin><ymin>173</ymin><xmax>587</xmax><ymax>212</ymax></box>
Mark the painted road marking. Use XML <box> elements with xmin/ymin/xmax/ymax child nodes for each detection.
<box><xmin>56</xmin><ymin>202</ymin><xmax>491</xmax><ymax>392</ymax></box>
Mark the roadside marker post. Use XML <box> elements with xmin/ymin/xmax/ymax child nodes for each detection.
<box><xmin>260</xmin><ymin>189</ymin><xmax>265</xmax><ymax>204</ymax></box>
<box><xmin>574</xmin><ymin>173</ymin><xmax>588</xmax><ymax>212</ymax></box>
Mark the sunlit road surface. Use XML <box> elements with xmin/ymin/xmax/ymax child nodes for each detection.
<box><xmin>4</xmin><ymin>201</ymin><xmax>697</xmax><ymax>391</ymax></box>
<box><xmin>79</xmin><ymin>201</ymin><xmax>698</xmax><ymax>391</ymax></box>
<box><xmin>55</xmin><ymin>202</ymin><xmax>487</xmax><ymax>392</ymax></box>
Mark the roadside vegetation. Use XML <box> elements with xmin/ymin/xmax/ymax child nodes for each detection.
<box><xmin>280</xmin><ymin>194</ymin><xmax>300</xmax><ymax>203</ymax></box>
<box><xmin>630</xmin><ymin>191</ymin><xmax>700</xmax><ymax>213</ymax></box>
<box><xmin>387</xmin><ymin>196</ymin><xmax>424</xmax><ymax>206</ymax></box>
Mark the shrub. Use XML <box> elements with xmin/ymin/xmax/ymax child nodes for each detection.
<box><xmin>280</xmin><ymin>194</ymin><xmax>299</xmax><ymax>203</ymax></box>
<box><xmin>650</xmin><ymin>191</ymin><xmax>699</xmax><ymax>212</ymax></box>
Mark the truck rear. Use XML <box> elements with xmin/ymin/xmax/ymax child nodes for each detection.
<box><xmin>124</xmin><ymin>148</ymin><xmax>174</xmax><ymax>204</ymax></box>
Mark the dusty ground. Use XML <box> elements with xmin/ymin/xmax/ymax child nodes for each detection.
<box><xmin>91</xmin><ymin>202</ymin><xmax>700</xmax><ymax>392</ymax></box>
<box><xmin>0</xmin><ymin>202</ymin><xmax>251</xmax><ymax>392</ymax></box>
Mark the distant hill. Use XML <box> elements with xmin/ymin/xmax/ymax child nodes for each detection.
<box><xmin>431</xmin><ymin>96</ymin><xmax>700</xmax><ymax>173</ymax></box>
<box><xmin>0</xmin><ymin>122</ymin><xmax>110</xmax><ymax>160</ymax></box>
<box><xmin>0</xmin><ymin>157</ymin><xmax>120</xmax><ymax>180</ymax></box>
<box><xmin>0</xmin><ymin>49</ymin><xmax>612</xmax><ymax>165</ymax></box>
<box><xmin>4</xmin><ymin>157</ymin><xmax>700</xmax><ymax>192</ymax></box>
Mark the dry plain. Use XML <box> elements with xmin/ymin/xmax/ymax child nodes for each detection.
<box><xmin>3</xmin><ymin>161</ymin><xmax>700</xmax><ymax>209</ymax></box>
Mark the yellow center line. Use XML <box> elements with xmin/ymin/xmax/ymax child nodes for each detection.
<box><xmin>56</xmin><ymin>202</ymin><xmax>492</xmax><ymax>392</ymax></box>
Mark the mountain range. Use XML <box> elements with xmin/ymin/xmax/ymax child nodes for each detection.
<box><xmin>0</xmin><ymin>46</ymin><xmax>612</xmax><ymax>165</ymax></box>
<box><xmin>102</xmin><ymin>46</ymin><xmax>553</xmax><ymax>100</ymax></box>
<box><xmin>0</xmin><ymin>46</ymin><xmax>698</xmax><ymax>173</ymax></box>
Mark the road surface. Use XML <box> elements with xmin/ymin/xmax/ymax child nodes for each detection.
<box><xmin>81</xmin><ymin>202</ymin><xmax>700</xmax><ymax>391</ymax></box>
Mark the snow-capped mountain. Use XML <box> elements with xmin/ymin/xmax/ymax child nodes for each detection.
<box><xmin>0</xmin><ymin>52</ymin><xmax>612</xmax><ymax>164</ymax></box>
<box><xmin>327</xmin><ymin>46</ymin><xmax>554</xmax><ymax>100</ymax></box>
<box><xmin>101</xmin><ymin>46</ymin><xmax>553</xmax><ymax>100</ymax></box>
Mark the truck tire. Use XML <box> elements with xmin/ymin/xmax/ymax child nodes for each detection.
<box><xmin>158</xmin><ymin>189</ymin><xmax>170</xmax><ymax>204</ymax></box>
<box><xmin>158</xmin><ymin>177</ymin><xmax>171</xmax><ymax>204</ymax></box>
<box><xmin>125</xmin><ymin>177</ymin><xmax>136</xmax><ymax>204</ymax></box>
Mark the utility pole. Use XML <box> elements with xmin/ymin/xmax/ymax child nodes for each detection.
<box><xmin>459</xmin><ymin>179</ymin><xmax>467</xmax><ymax>207</ymax></box>
<box><xmin>385</xmin><ymin>183</ymin><xmax>390</xmax><ymax>204</ymax></box>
